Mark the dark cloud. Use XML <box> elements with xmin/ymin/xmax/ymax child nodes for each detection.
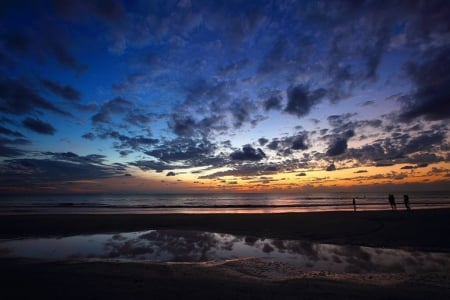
<box><xmin>361</xmin><ymin>100</ymin><xmax>375</xmax><ymax>107</ymax></box>
<box><xmin>297</xmin><ymin>172</ymin><xmax>306</xmax><ymax>176</ymax></box>
<box><xmin>218</xmin><ymin>59</ymin><xmax>249</xmax><ymax>75</ymax></box>
<box><xmin>99</xmin><ymin>131</ymin><xmax>159</xmax><ymax>152</ymax></box>
<box><xmin>0</xmin><ymin>137</ymin><xmax>29</xmax><ymax>157</ymax></box>
<box><xmin>0</xmin><ymin>144</ymin><xmax>23</xmax><ymax>157</ymax></box>
<box><xmin>92</xmin><ymin>97</ymin><xmax>133</xmax><ymax>124</ymax></box>
<box><xmin>230</xmin><ymin>145</ymin><xmax>266</xmax><ymax>161</ymax></box>
<box><xmin>50</xmin><ymin>41</ymin><xmax>88</xmax><ymax>73</ymax></box>
<box><xmin>403</xmin><ymin>131</ymin><xmax>445</xmax><ymax>154</ymax></box>
<box><xmin>0</xmin><ymin>152</ymin><xmax>124</xmax><ymax>188</ymax></box>
<box><xmin>143</xmin><ymin>138</ymin><xmax>220</xmax><ymax>169</ymax></box>
<box><xmin>363</xmin><ymin>26</ymin><xmax>391</xmax><ymax>81</ymax></box>
<box><xmin>82</xmin><ymin>132</ymin><xmax>96</xmax><ymax>140</ymax></box>
<box><xmin>0</xmin><ymin>125</ymin><xmax>23</xmax><ymax>137</ymax></box>
<box><xmin>354</xmin><ymin>170</ymin><xmax>368</xmax><ymax>173</ymax></box>
<box><xmin>291</xmin><ymin>135</ymin><xmax>308</xmax><ymax>150</ymax></box>
<box><xmin>326</xmin><ymin>139</ymin><xmax>347</xmax><ymax>156</ymax></box>
<box><xmin>40</xmin><ymin>79</ymin><xmax>80</xmax><ymax>102</ymax></box>
<box><xmin>43</xmin><ymin>152</ymin><xmax>108</xmax><ymax>165</ymax></box>
<box><xmin>399</xmin><ymin>48</ymin><xmax>450</xmax><ymax>121</ymax></box>
<box><xmin>166</xmin><ymin>171</ymin><xmax>176</xmax><ymax>176</ymax></box>
<box><xmin>22</xmin><ymin>118</ymin><xmax>56</xmax><ymax>135</ymax></box>
<box><xmin>0</xmin><ymin>77</ymin><xmax>71</xmax><ymax>116</ymax></box>
<box><xmin>130</xmin><ymin>160</ymin><xmax>178</xmax><ymax>173</ymax></box>
<box><xmin>183</xmin><ymin>79</ymin><xmax>229</xmax><ymax>110</ymax></box>
<box><xmin>327</xmin><ymin>113</ymin><xmax>355</xmax><ymax>128</ymax></box>
<box><xmin>258</xmin><ymin>37</ymin><xmax>291</xmax><ymax>74</ymax></box>
<box><xmin>326</xmin><ymin>163</ymin><xmax>336</xmax><ymax>171</ymax></box>
<box><xmin>171</xmin><ymin>115</ymin><xmax>196</xmax><ymax>136</ymax></box>
<box><xmin>285</xmin><ymin>85</ymin><xmax>327</xmax><ymax>118</ymax></box>
<box><xmin>264</xmin><ymin>92</ymin><xmax>283</xmax><ymax>111</ymax></box>
<box><xmin>400</xmin><ymin>165</ymin><xmax>415</xmax><ymax>170</ymax></box>
<box><xmin>258</xmin><ymin>138</ymin><xmax>269</xmax><ymax>146</ymax></box>
<box><xmin>170</xmin><ymin>114</ymin><xmax>226</xmax><ymax>137</ymax></box>
<box><xmin>267</xmin><ymin>140</ymin><xmax>280</xmax><ymax>151</ymax></box>
<box><xmin>265</xmin><ymin>132</ymin><xmax>309</xmax><ymax>156</ymax></box>
<box><xmin>229</xmin><ymin>98</ymin><xmax>257</xmax><ymax>128</ymax></box>
<box><xmin>91</xmin><ymin>0</ymin><xmax>126</xmax><ymax>23</ymax></box>
<box><xmin>112</xmin><ymin>72</ymin><xmax>148</xmax><ymax>92</ymax></box>
<box><xmin>3</xmin><ymin>30</ymin><xmax>31</xmax><ymax>54</ymax></box>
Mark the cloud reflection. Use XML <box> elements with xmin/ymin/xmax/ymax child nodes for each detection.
<box><xmin>0</xmin><ymin>230</ymin><xmax>449</xmax><ymax>274</ymax></box>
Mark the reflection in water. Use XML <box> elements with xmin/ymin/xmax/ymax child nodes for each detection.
<box><xmin>1</xmin><ymin>230</ymin><xmax>449</xmax><ymax>274</ymax></box>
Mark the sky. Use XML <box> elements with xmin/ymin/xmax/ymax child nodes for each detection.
<box><xmin>0</xmin><ymin>0</ymin><xmax>449</xmax><ymax>194</ymax></box>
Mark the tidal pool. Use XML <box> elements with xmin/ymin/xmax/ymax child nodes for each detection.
<box><xmin>1</xmin><ymin>230</ymin><xmax>449</xmax><ymax>274</ymax></box>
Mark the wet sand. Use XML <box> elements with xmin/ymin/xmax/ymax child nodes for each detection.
<box><xmin>1</xmin><ymin>209</ymin><xmax>449</xmax><ymax>299</ymax></box>
<box><xmin>1</xmin><ymin>208</ymin><xmax>450</xmax><ymax>251</ymax></box>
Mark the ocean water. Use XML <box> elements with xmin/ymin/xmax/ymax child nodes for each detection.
<box><xmin>1</xmin><ymin>191</ymin><xmax>450</xmax><ymax>214</ymax></box>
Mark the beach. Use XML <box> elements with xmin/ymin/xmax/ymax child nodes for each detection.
<box><xmin>1</xmin><ymin>209</ymin><xmax>449</xmax><ymax>299</ymax></box>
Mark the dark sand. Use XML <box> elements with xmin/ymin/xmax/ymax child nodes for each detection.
<box><xmin>1</xmin><ymin>209</ymin><xmax>449</xmax><ymax>299</ymax></box>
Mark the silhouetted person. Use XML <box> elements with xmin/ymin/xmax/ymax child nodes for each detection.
<box><xmin>403</xmin><ymin>194</ymin><xmax>411</xmax><ymax>210</ymax></box>
<box><xmin>388</xmin><ymin>194</ymin><xmax>396</xmax><ymax>210</ymax></box>
<box><xmin>352</xmin><ymin>197</ymin><xmax>356</xmax><ymax>212</ymax></box>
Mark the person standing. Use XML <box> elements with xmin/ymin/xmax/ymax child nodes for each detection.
<box><xmin>403</xmin><ymin>194</ymin><xmax>411</xmax><ymax>210</ymax></box>
<box><xmin>388</xmin><ymin>194</ymin><xmax>396</xmax><ymax>210</ymax></box>
<box><xmin>352</xmin><ymin>197</ymin><xmax>356</xmax><ymax>212</ymax></box>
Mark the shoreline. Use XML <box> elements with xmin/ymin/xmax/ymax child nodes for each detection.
<box><xmin>1</xmin><ymin>208</ymin><xmax>450</xmax><ymax>252</ymax></box>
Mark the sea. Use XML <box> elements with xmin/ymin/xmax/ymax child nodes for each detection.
<box><xmin>1</xmin><ymin>191</ymin><xmax>450</xmax><ymax>214</ymax></box>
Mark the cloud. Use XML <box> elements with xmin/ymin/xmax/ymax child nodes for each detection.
<box><xmin>40</xmin><ymin>79</ymin><xmax>81</xmax><ymax>102</ymax></box>
<box><xmin>92</xmin><ymin>97</ymin><xmax>133</xmax><ymax>124</ymax></box>
<box><xmin>0</xmin><ymin>137</ymin><xmax>29</xmax><ymax>157</ymax></box>
<box><xmin>3</xmin><ymin>30</ymin><xmax>31</xmax><ymax>54</ymax></box>
<box><xmin>264</xmin><ymin>132</ymin><xmax>310</xmax><ymax>156</ymax></box>
<box><xmin>258</xmin><ymin>138</ymin><xmax>269</xmax><ymax>146</ymax></box>
<box><xmin>50</xmin><ymin>42</ymin><xmax>88</xmax><ymax>73</ymax></box>
<box><xmin>0</xmin><ymin>77</ymin><xmax>71</xmax><ymax>116</ymax></box>
<box><xmin>82</xmin><ymin>132</ymin><xmax>96</xmax><ymax>140</ymax></box>
<box><xmin>258</xmin><ymin>37</ymin><xmax>290</xmax><ymax>74</ymax></box>
<box><xmin>399</xmin><ymin>48</ymin><xmax>450</xmax><ymax>121</ymax></box>
<box><xmin>166</xmin><ymin>171</ymin><xmax>176</xmax><ymax>176</ymax></box>
<box><xmin>230</xmin><ymin>145</ymin><xmax>266</xmax><ymax>161</ymax></box>
<box><xmin>169</xmin><ymin>114</ymin><xmax>226</xmax><ymax>137</ymax></box>
<box><xmin>130</xmin><ymin>160</ymin><xmax>179</xmax><ymax>173</ymax></box>
<box><xmin>0</xmin><ymin>151</ymin><xmax>126</xmax><ymax>189</ymax></box>
<box><xmin>327</xmin><ymin>113</ymin><xmax>355</xmax><ymax>128</ymax></box>
<box><xmin>0</xmin><ymin>125</ymin><xmax>23</xmax><ymax>137</ymax></box>
<box><xmin>91</xmin><ymin>0</ymin><xmax>126</xmax><ymax>23</ymax></box>
<box><xmin>218</xmin><ymin>59</ymin><xmax>249</xmax><ymax>76</ymax></box>
<box><xmin>199</xmin><ymin>163</ymin><xmax>281</xmax><ymax>179</ymax></box>
<box><xmin>326</xmin><ymin>163</ymin><xmax>336</xmax><ymax>171</ymax></box>
<box><xmin>291</xmin><ymin>134</ymin><xmax>309</xmax><ymax>150</ymax></box>
<box><xmin>143</xmin><ymin>137</ymin><xmax>220</xmax><ymax>168</ymax></box>
<box><xmin>326</xmin><ymin>139</ymin><xmax>348</xmax><ymax>156</ymax></box>
<box><xmin>285</xmin><ymin>85</ymin><xmax>327</xmax><ymax>117</ymax></box>
<box><xmin>403</xmin><ymin>131</ymin><xmax>445</xmax><ymax>154</ymax></box>
<box><xmin>22</xmin><ymin>118</ymin><xmax>56</xmax><ymax>135</ymax></box>
<box><xmin>170</xmin><ymin>115</ymin><xmax>197</xmax><ymax>136</ymax></box>
<box><xmin>263</xmin><ymin>91</ymin><xmax>283</xmax><ymax>111</ymax></box>
<box><xmin>99</xmin><ymin>130</ymin><xmax>159</xmax><ymax>152</ymax></box>
<box><xmin>229</xmin><ymin>98</ymin><xmax>258</xmax><ymax>128</ymax></box>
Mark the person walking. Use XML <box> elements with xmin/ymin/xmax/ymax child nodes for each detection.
<box><xmin>403</xmin><ymin>194</ymin><xmax>411</xmax><ymax>210</ymax></box>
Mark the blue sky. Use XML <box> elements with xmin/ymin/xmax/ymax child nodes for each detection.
<box><xmin>0</xmin><ymin>0</ymin><xmax>449</xmax><ymax>193</ymax></box>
